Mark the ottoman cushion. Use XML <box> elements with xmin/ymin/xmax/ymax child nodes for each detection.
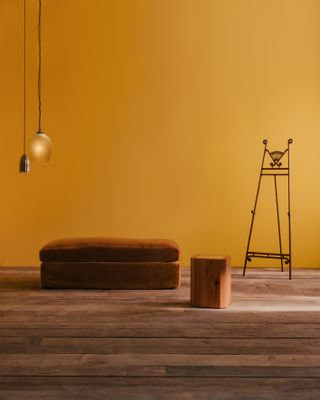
<box><xmin>40</xmin><ymin>237</ymin><xmax>180</xmax><ymax>263</ymax></box>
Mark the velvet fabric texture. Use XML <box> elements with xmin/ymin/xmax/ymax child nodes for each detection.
<box><xmin>40</xmin><ymin>238</ymin><xmax>181</xmax><ymax>290</ymax></box>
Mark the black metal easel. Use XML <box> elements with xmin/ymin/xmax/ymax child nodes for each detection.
<box><xmin>243</xmin><ymin>139</ymin><xmax>292</xmax><ymax>279</ymax></box>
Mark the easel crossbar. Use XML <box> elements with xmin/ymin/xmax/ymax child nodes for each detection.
<box><xmin>261</xmin><ymin>173</ymin><xmax>289</xmax><ymax>176</ymax></box>
<box><xmin>247</xmin><ymin>252</ymin><xmax>290</xmax><ymax>260</ymax></box>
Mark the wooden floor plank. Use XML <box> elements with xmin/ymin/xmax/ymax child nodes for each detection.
<box><xmin>2</xmin><ymin>321</ymin><xmax>320</xmax><ymax>338</ymax></box>
<box><xmin>1</xmin><ymin>337</ymin><xmax>320</xmax><ymax>355</ymax></box>
<box><xmin>2</xmin><ymin>353</ymin><xmax>320</xmax><ymax>369</ymax></box>
<box><xmin>1</xmin><ymin>377</ymin><xmax>320</xmax><ymax>400</ymax></box>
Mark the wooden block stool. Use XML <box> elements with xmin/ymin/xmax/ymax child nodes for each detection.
<box><xmin>191</xmin><ymin>255</ymin><xmax>231</xmax><ymax>308</ymax></box>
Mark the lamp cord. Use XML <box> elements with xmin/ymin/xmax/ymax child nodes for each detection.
<box><xmin>38</xmin><ymin>0</ymin><xmax>42</xmax><ymax>132</ymax></box>
<box><xmin>23</xmin><ymin>0</ymin><xmax>26</xmax><ymax>153</ymax></box>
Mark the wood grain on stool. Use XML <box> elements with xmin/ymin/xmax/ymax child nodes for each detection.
<box><xmin>191</xmin><ymin>255</ymin><xmax>231</xmax><ymax>308</ymax></box>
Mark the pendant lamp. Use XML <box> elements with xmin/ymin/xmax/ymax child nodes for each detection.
<box><xmin>29</xmin><ymin>0</ymin><xmax>52</xmax><ymax>162</ymax></box>
<box><xmin>19</xmin><ymin>0</ymin><xmax>30</xmax><ymax>173</ymax></box>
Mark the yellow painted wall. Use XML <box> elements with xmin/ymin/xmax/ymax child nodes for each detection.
<box><xmin>1</xmin><ymin>0</ymin><xmax>320</xmax><ymax>267</ymax></box>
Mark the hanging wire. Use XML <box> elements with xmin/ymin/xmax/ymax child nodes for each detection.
<box><xmin>38</xmin><ymin>0</ymin><xmax>42</xmax><ymax>132</ymax></box>
<box><xmin>23</xmin><ymin>0</ymin><xmax>26</xmax><ymax>153</ymax></box>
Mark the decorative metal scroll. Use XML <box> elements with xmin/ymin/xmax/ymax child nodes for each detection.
<box><xmin>242</xmin><ymin>139</ymin><xmax>293</xmax><ymax>279</ymax></box>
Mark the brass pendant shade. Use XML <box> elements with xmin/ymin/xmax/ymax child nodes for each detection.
<box><xmin>29</xmin><ymin>0</ymin><xmax>52</xmax><ymax>162</ymax></box>
<box><xmin>29</xmin><ymin>131</ymin><xmax>52</xmax><ymax>162</ymax></box>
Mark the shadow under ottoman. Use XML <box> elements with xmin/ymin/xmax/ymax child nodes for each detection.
<box><xmin>40</xmin><ymin>238</ymin><xmax>181</xmax><ymax>289</ymax></box>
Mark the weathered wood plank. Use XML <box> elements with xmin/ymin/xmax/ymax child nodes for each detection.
<box><xmin>1</xmin><ymin>321</ymin><xmax>320</xmax><ymax>338</ymax></box>
<box><xmin>1</xmin><ymin>377</ymin><xmax>320</xmax><ymax>400</ymax></box>
<box><xmin>3</xmin><ymin>353</ymin><xmax>320</xmax><ymax>367</ymax></box>
<box><xmin>1</xmin><ymin>353</ymin><xmax>320</xmax><ymax>377</ymax></box>
<box><xmin>1</xmin><ymin>337</ymin><xmax>320</xmax><ymax>355</ymax></box>
<box><xmin>1</xmin><ymin>312</ymin><xmax>320</xmax><ymax>325</ymax></box>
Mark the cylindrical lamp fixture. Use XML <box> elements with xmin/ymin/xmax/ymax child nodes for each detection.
<box><xmin>19</xmin><ymin>0</ymin><xmax>30</xmax><ymax>174</ymax></box>
<box><xmin>19</xmin><ymin>154</ymin><xmax>30</xmax><ymax>173</ymax></box>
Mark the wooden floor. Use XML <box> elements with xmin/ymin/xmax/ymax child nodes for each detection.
<box><xmin>1</xmin><ymin>267</ymin><xmax>320</xmax><ymax>399</ymax></box>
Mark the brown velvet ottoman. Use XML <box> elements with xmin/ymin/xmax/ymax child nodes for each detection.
<box><xmin>40</xmin><ymin>238</ymin><xmax>181</xmax><ymax>289</ymax></box>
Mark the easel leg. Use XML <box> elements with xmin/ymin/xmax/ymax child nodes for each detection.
<box><xmin>274</xmin><ymin>175</ymin><xmax>283</xmax><ymax>272</ymax></box>
<box><xmin>243</xmin><ymin>141</ymin><xmax>267</xmax><ymax>276</ymax></box>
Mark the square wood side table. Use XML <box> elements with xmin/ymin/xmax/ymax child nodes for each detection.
<box><xmin>190</xmin><ymin>255</ymin><xmax>231</xmax><ymax>309</ymax></box>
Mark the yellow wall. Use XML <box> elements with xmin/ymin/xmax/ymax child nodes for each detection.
<box><xmin>1</xmin><ymin>0</ymin><xmax>320</xmax><ymax>267</ymax></box>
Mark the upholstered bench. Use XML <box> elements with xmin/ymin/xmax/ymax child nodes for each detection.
<box><xmin>40</xmin><ymin>238</ymin><xmax>181</xmax><ymax>289</ymax></box>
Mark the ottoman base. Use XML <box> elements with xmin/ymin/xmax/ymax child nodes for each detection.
<box><xmin>41</xmin><ymin>261</ymin><xmax>181</xmax><ymax>290</ymax></box>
